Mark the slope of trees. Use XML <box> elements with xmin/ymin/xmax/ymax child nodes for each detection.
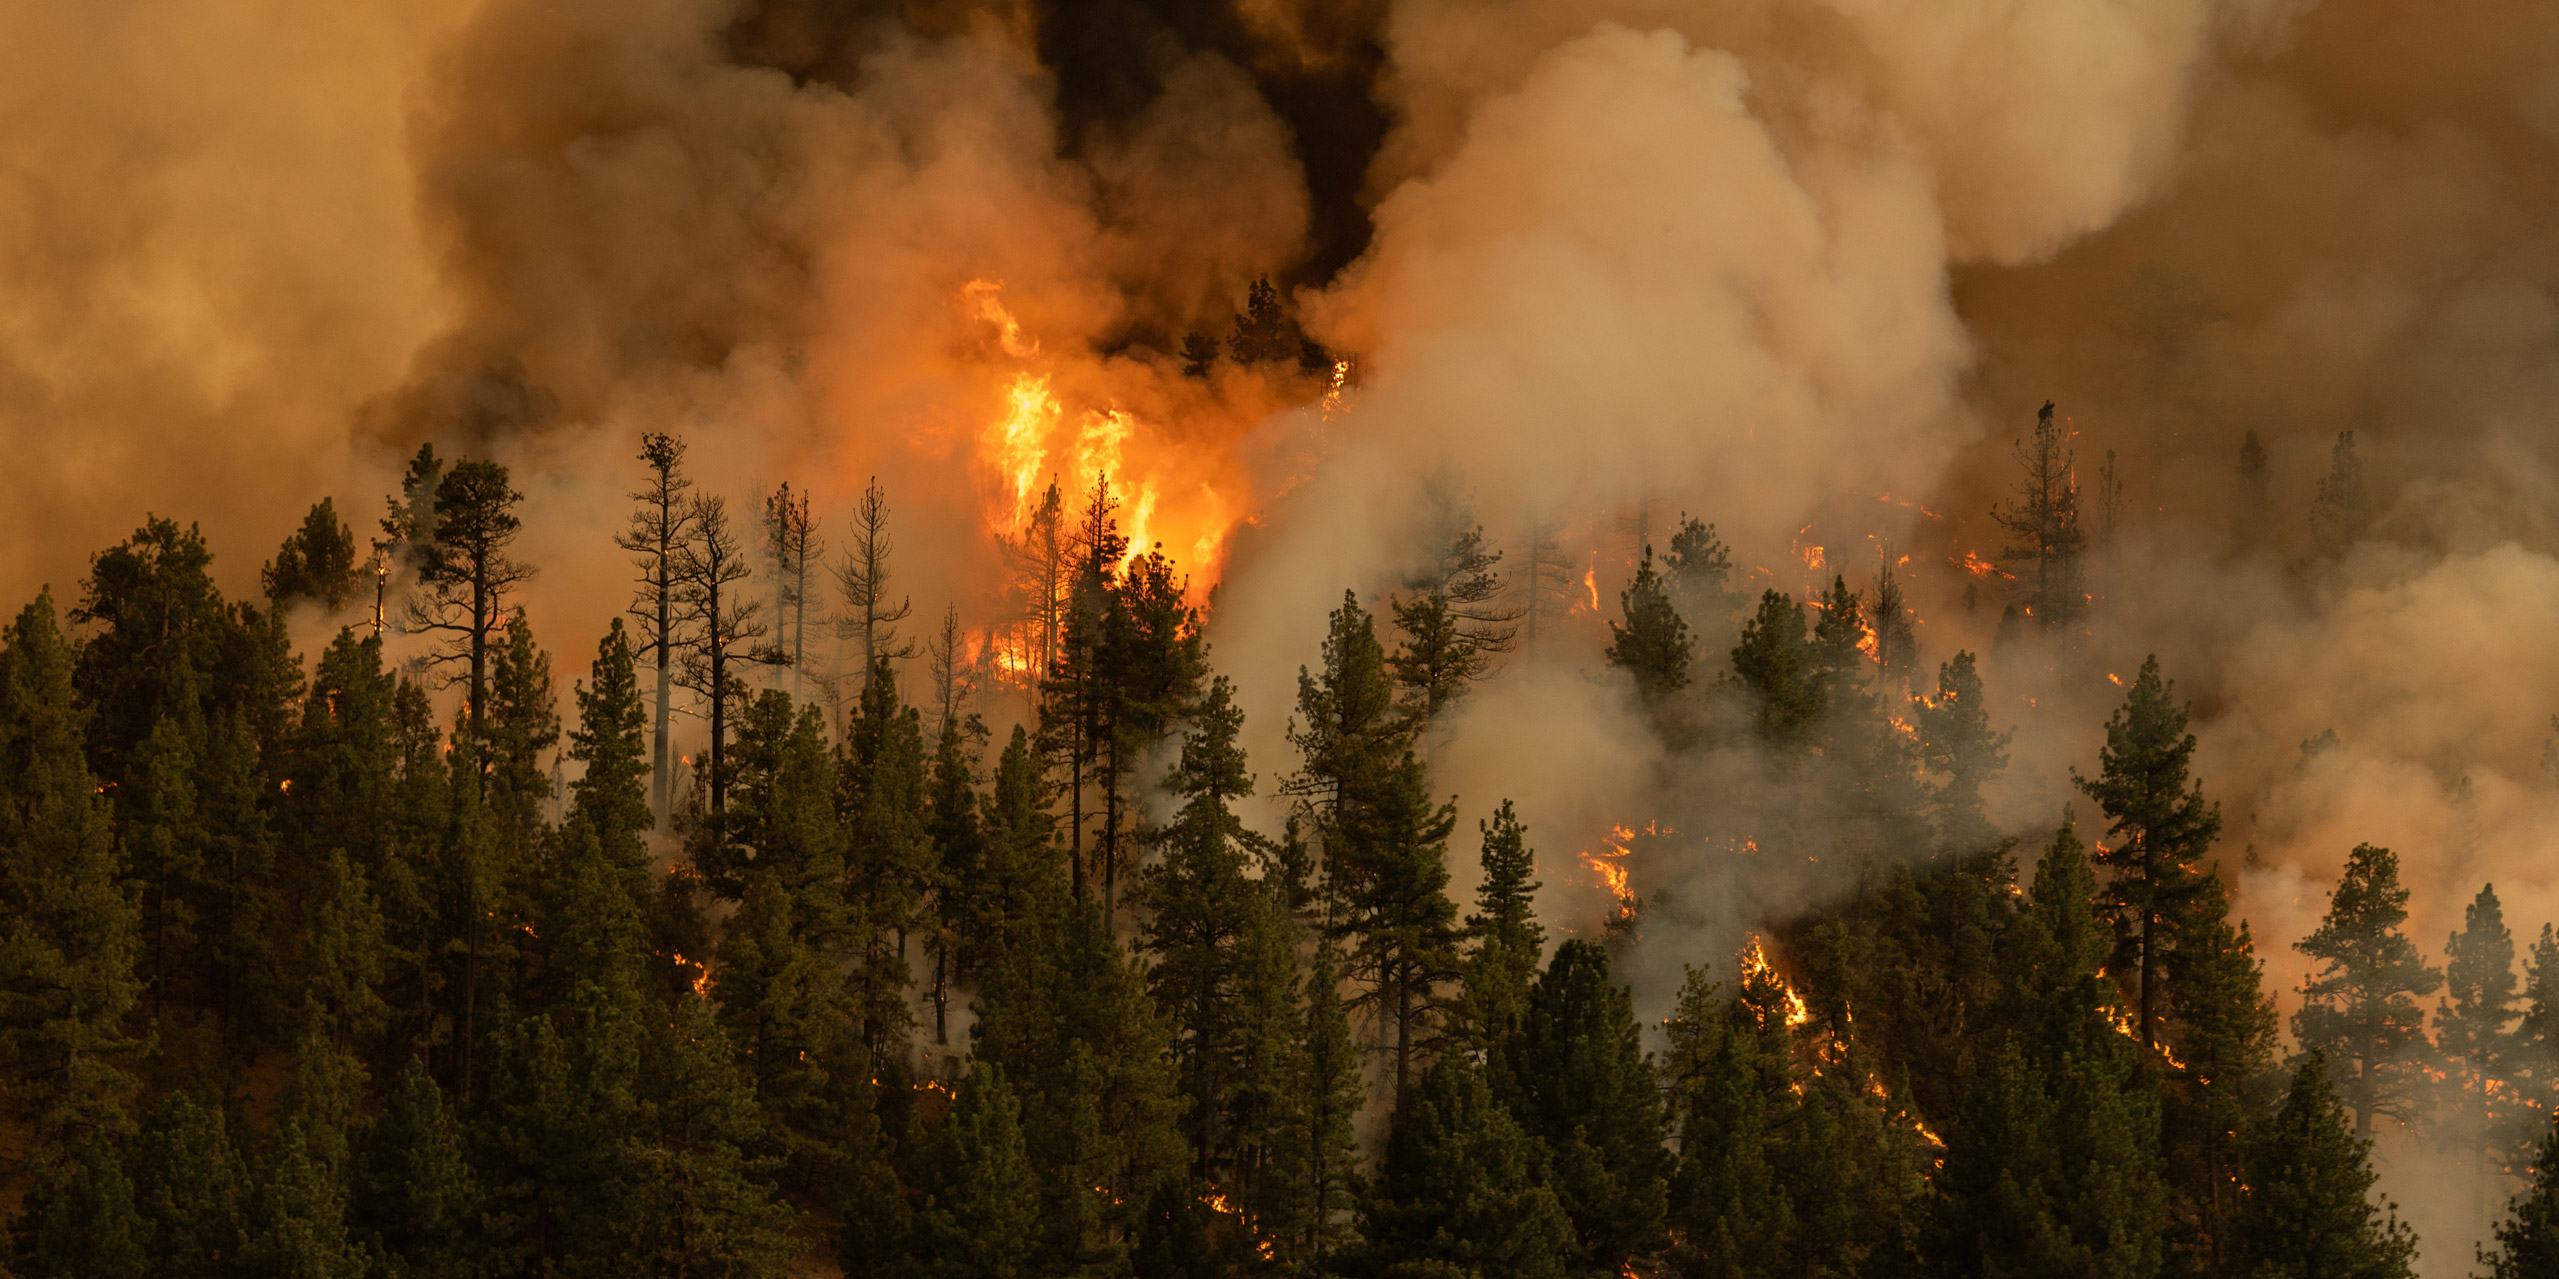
<box><xmin>0</xmin><ymin>433</ymin><xmax>2539</xmax><ymax>1279</ymax></box>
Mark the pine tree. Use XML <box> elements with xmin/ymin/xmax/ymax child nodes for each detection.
<box><xmin>2230</xmin><ymin>1054</ymin><xmax>2417</xmax><ymax>1279</ymax></box>
<box><xmin>1606</xmin><ymin>545</ymin><xmax>1693</xmax><ymax>708</ymax></box>
<box><xmin>1095</xmin><ymin>547</ymin><xmax>1202</xmax><ymax>922</ymax></box>
<box><xmin>1870</xmin><ymin>552</ymin><xmax>1917</xmax><ymax>680</ymax></box>
<box><xmin>1266</xmin><ymin>940</ymin><xmax>1364</xmax><ymax>1273</ymax></box>
<box><xmin>1663</xmin><ymin>963</ymin><xmax>1796</xmax><ymax>1279</ymax></box>
<box><xmin>2293</xmin><ymin>843</ymin><xmax>2442</xmax><ymax>1138</ymax></box>
<box><xmin>762</xmin><ymin>480</ymin><xmax>824</xmax><ymax>705</ymax></box>
<box><xmin>836</xmin><ymin>475</ymin><xmax>918</xmax><ymax>680</ymax></box>
<box><xmin>475</xmin><ymin>986</ymin><xmax>646</xmax><ymax>1275</ymax></box>
<box><xmin>911</xmin><ymin>1061</ymin><xmax>1042</xmax><ymax>1279</ymax></box>
<box><xmin>1134</xmin><ymin>675</ymin><xmax>1269</xmax><ymax>1176</ymax></box>
<box><xmin>243</xmin><ymin>1114</ymin><xmax>368</xmax><ymax>1279</ymax></box>
<box><xmin>1496</xmin><ymin>939</ymin><xmax>1670</xmax><ymax>1272</ymax></box>
<box><xmin>353</xmin><ymin>1057</ymin><xmax>477</xmax><ymax>1279</ymax></box>
<box><xmin>631</xmin><ymin>993</ymin><xmax>793</xmax><ymax>1278</ymax></box>
<box><xmin>1330</xmin><ymin>741</ymin><xmax>1461</xmax><ymax>1107</ymax></box>
<box><xmin>1389</xmin><ymin>490</ymin><xmax>1516</xmax><ymax>723</ymax></box>
<box><xmin>1665</xmin><ymin>514</ymin><xmax>1742</xmax><ymax>645</ymax></box>
<box><xmin>402</xmin><ymin>457</ymin><xmax>535</xmax><ymax>741</ymax></box>
<box><xmin>2162</xmin><ymin>875</ymin><xmax>2278</xmax><ymax>1273</ymax></box>
<box><xmin>1353</xmin><ymin>1052</ymin><xmax>1574</xmax><ymax>1279</ymax></box>
<box><xmin>615</xmin><ymin>431</ymin><xmax>693</xmax><ymax>824</ymax></box>
<box><xmin>1452</xmin><ymin>799</ymin><xmax>1544</xmax><ymax>1052</ymax></box>
<box><xmin>2076</xmin><ymin>654</ymin><xmax>2222</xmax><ymax>1047</ymax></box>
<box><xmin>1992</xmin><ymin>401</ymin><xmax>2086</xmax><ymax>630</ymax></box>
<box><xmin>2481</xmin><ymin>1115</ymin><xmax>2559</xmax><ymax>1279</ymax></box>
<box><xmin>2311</xmin><ymin>430</ymin><xmax>2371</xmax><ymax>560</ymax></box>
<box><xmin>1226</xmin><ymin>276</ymin><xmax>1293</xmax><ymax>365</ymax></box>
<box><xmin>1519</xmin><ymin>511</ymin><xmax>1576</xmax><ymax>652</ymax></box>
<box><xmin>1916</xmin><ymin>650</ymin><xmax>2010</xmax><ymax>854</ymax></box>
<box><xmin>1730</xmin><ymin>590</ymin><xmax>1824</xmax><ymax>749</ymax></box>
<box><xmin>0</xmin><ymin>591</ymin><xmax>140</xmax><ymax>1142</ymax></box>
<box><xmin>976</xmin><ymin>892</ymin><xmax>1184</xmax><ymax>1271</ymax></box>
<box><xmin>672</xmin><ymin>493</ymin><xmax>778</xmax><ymax>816</ymax></box>
<box><xmin>482</xmin><ymin>607</ymin><xmax>558</xmax><ymax>849</ymax></box>
<box><xmin>847</xmin><ymin>660</ymin><xmax>933</xmax><ymax>1059</ymax></box>
<box><xmin>128</xmin><ymin>1094</ymin><xmax>249</xmax><ymax>1279</ymax></box>
<box><xmin>2512</xmin><ymin>925</ymin><xmax>2559</xmax><ymax>1161</ymax></box>
<box><xmin>919</xmin><ymin>714</ymin><xmax>982</xmax><ymax>1046</ymax></box>
<box><xmin>264</xmin><ymin>498</ymin><xmax>363</xmax><ymax>609</ymax></box>
<box><xmin>13</xmin><ymin>1129</ymin><xmax>149</xmax><ymax>1279</ymax></box>
<box><xmin>565</xmin><ymin>619</ymin><xmax>654</xmax><ymax>890</ymax></box>
<box><xmin>2439</xmin><ymin>882</ymin><xmax>2523</xmax><ymax>1245</ymax></box>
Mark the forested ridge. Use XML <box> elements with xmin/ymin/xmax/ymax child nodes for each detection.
<box><xmin>4</xmin><ymin>429</ymin><xmax>2558</xmax><ymax>1279</ymax></box>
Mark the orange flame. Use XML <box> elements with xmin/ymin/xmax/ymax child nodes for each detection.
<box><xmin>1952</xmin><ymin>549</ymin><xmax>2010</xmax><ymax>579</ymax></box>
<box><xmin>1741</xmin><ymin>935</ymin><xmax>1811</xmax><ymax>1029</ymax></box>
<box><xmin>1579</xmin><ymin>823</ymin><xmax>1642</xmax><ymax>928</ymax></box>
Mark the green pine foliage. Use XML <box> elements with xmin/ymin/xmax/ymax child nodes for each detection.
<box><xmin>2230</xmin><ymin>1054</ymin><xmax>2417</xmax><ymax>1279</ymax></box>
<box><xmin>2481</xmin><ymin>1115</ymin><xmax>2559</xmax><ymax>1279</ymax></box>
<box><xmin>5</xmin><ymin>488</ymin><xmax>2531</xmax><ymax>1279</ymax></box>
<box><xmin>2293</xmin><ymin>844</ymin><xmax>2442</xmax><ymax>1136</ymax></box>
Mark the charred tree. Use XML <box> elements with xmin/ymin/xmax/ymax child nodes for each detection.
<box><xmin>400</xmin><ymin>458</ymin><xmax>534</xmax><ymax>745</ymax></box>
<box><xmin>615</xmin><ymin>432</ymin><xmax>693</xmax><ymax>824</ymax></box>
<box><xmin>672</xmin><ymin>494</ymin><xmax>779</xmax><ymax>816</ymax></box>
<box><xmin>1992</xmin><ymin>402</ymin><xmax>2086</xmax><ymax>632</ymax></box>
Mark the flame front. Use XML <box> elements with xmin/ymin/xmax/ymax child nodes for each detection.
<box><xmin>1741</xmin><ymin>934</ymin><xmax>1811</xmax><ymax>1029</ymax></box>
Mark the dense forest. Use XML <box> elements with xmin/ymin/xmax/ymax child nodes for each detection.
<box><xmin>6</xmin><ymin>423</ymin><xmax>2559</xmax><ymax>1279</ymax></box>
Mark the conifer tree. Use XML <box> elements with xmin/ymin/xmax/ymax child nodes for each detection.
<box><xmin>1035</xmin><ymin>477</ymin><xmax>1125</xmax><ymax>899</ymax></box>
<box><xmin>631</xmin><ymin>993</ymin><xmax>792</xmax><ymax>1278</ymax></box>
<box><xmin>482</xmin><ymin>607</ymin><xmax>557</xmax><ymax>849</ymax></box>
<box><xmin>1284</xmin><ymin>590</ymin><xmax>1407</xmax><ymax>827</ymax></box>
<box><xmin>127</xmin><ymin>1095</ymin><xmax>248</xmax><ymax>1279</ymax></box>
<box><xmin>836</xmin><ymin>475</ymin><xmax>917</xmax><ymax>679</ymax></box>
<box><xmin>2076</xmin><ymin>654</ymin><xmax>2222</xmax><ymax>1047</ymax></box>
<box><xmin>1870</xmin><ymin>552</ymin><xmax>1917</xmax><ymax>679</ymax></box>
<box><xmin>1329</xmin><ymin>741</ymin><xmax>1461</xmax><ymax>1107</ymax></box>
<box><xmin>402</xmin><ymin>457</ymin><xmax>534</xmax><ymax>740</ymax></box>
<box><xmin>1226</xmin><ymin>276</ymin><xmax>1292</xmax><ymax>365</ymax></box>
<box><xmin>961</xmin><ymin>724</ymin><xmax>1054</xmax><ymax>981</ymax></box>
<box><xmin>1134</xmin><ymin>675</ymin><xmax>1268</xmax><ymax>1174</ymax></box>
<box><xmin>353</xmin><ymin>1058</ymin><xmax>476</xmax><ymax>1279</ymax></box>
<box><xmin>1916</xmin><ymin>650</ymin><xmax>2009</xmax><ymax>854</ymax></box>
<box><xmin>672</xmin><ymin>492</ymin><xmax>777</xmax><ymax>815</ymax></box>
<box><xmin>2440</xmin><ymin>881</ymin><xmax>2522</xmax><ymax>1242</ymax></box>
<box><xmin>762</xmin><ymin>480</ymin><xmax>824</xmax><ymax>704</ymax></box>
<box><xmin>1353</xmin><ymin>1052</ymin><xmax>1574</xmax><ymax>1279</ymax></box>
<box><xmin>14</xmin><ymin>1129</ymin><xmax>149</xmax><ymax>1279</ymax></box>
<box><xmin>1389</xmin><ymin>493</ymin><xmax>1516</xmax><ymax>722</ymax></box>
<box><xmin>2512</xmin><ymin>925</ymin><xmax>2559</xmax><ymax>1157</ymax></box>
<box><xmin>2230</xmin><ymin>1054</ymin><xmax>2417</xmax><ymax>1279</ymax></box>
<box><xmin>920</xmin><ymin>714</ymin><xmax>981</xmax><ymax>1045</ymax></box>
<box><xmin>2311</xmin><ymin>430</ymin><xmax>2371</xmax><ymax>560</ymax></box>
<box><xmin>1519</xmin><ymin>511</ymin><xmax>1575</xmax><ymax>653</ymax></box>
<box><xmin>2162</xmin><ymin>875</ymin><xmax>2278</xmax><ymax>1271</ymax></box>
<box><xmin>566</xmin><ymin>619</ymin><xmax>653</xmax><ymax>884</ymax></box>
<box><xmin>1453</xmin><ymin>799</ymin><xmax>1543</xmax><ymax>1052</ymax></box>
<box><xmin>0</xmin><ymin>591</ymin><xmax>140</xmax><ymax>1141</ymax></box>
<box><xmin>264</xmin><ymin>498</ymin><xmax>363</xmax><ymax>610</ymax></box>
<box><xmin>1663</xmin><ymin>963</ymin><xmax>1796</xmax><ymax>1279</ymax></box>
<box><xmin>847</xmin><ymin>659</ymin><xmax>932</xmax><ymax>1058</ymax></box>
<box><xmin>1267</xmin><ymin>940</ymin><xmax>1364</xmax><ymax>1273</ymax></box>
<box><xmin>1606</xmin><ymin>545</ymin><xmax>1693</xmax><ymax>708</ymax></box>
<box><xmin>1497</xmin><ymin>939</ymin><xmax>1670</xmax><ymax>1272</ymax></box>
<box><xmin>1095</xmin><ymin>547</ymin><xmax>1201</xmax><ymax>921</ymax></box>
<box><xmin>1993</xmin><ymin>401</ymin><xmax>2086</xmax><ymax>630</ymax></box>
<box><xmin>615</xmin><ymin>431</ymin><xmax>693</xmax><ymax>823</ymax></box>
<box><xmin>2481</xmin><ymin>1116</ymin><xmax>2559</xmax><ymax>1279</ymax></box>
<box><xmin>911</xmin><ymin>1061</ymin><xmax>1042</xmax><ymax>1279</ymax></box>
<box><xmin>1730</xmin><ymin>590</ymin><xmax>1824</xmax><ymax>748</ymax></box>
<box><xmin>2293</xmin><ymin>843</ymin><xmax>2442</xmax><ymax>1137</ymax></box>
<box><xmin>1665</xmin><ymin>514</ymin><xmax>1743</xmax><ymax>645</ymax></box>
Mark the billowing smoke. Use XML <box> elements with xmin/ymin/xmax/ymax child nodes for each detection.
<box><xmin>10</xmin><ymin>0</ymin><xmax>2559</xmax><ymax>1268</ymax></box>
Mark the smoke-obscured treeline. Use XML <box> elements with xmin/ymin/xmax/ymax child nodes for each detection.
<box><xmin>8</xmin><ymin>425</ymin><xmax>2559</xmax><ymax>1279</ymax></box>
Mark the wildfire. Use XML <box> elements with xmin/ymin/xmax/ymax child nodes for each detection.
<box><xmin>962</xmin><ymin>280</ymin><xmax>1259</xmax><ymax>592</ymax></box>
<box><xmin>671</xmin><ymin>952</ymin><xmax>713</xmax><ymax>998</ymax></box>
<box><xmin>1579</xmin><ymin>823</ymin><xmax>1642</xmax><ymax>929</ymax></box>
<box><xmin>1952</xmin><ymin>549</ymin><xmax>2010</xmax><ymax>579</ymax></box>
<box><xmin>1741</xmin><ymin>934</ymin><xmax>1811</xmax><ymax>1029</ymax></box>
<box><xmin>2107</xmin><ymin>672</ymin><xmax>2123</xmax><ymax>686</ymax></box>
<box><xmin>1320</xmin><ymin>358</ymin><xmax>1352</xmax><ymax>419</ymax></box>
